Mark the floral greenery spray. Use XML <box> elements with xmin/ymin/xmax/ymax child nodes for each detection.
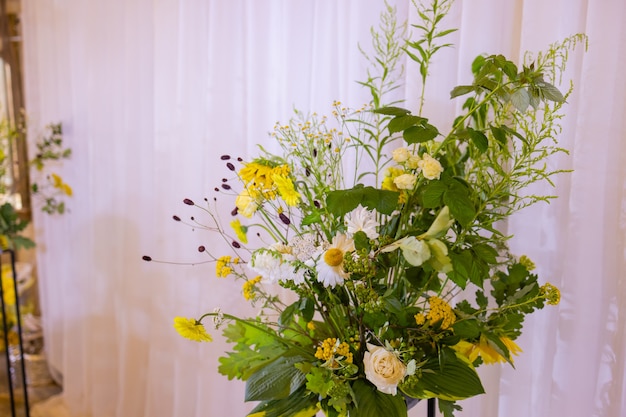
<box><xmin>145</xmin><ymin>1</ymin><xmax>586</xmax><ymax>416</ymax></box>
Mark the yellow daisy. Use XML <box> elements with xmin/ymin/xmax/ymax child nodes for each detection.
<box><xmin>230</xmin><ymin>219</ymin><xmax>248</xmax><ymax>244</ymax></box>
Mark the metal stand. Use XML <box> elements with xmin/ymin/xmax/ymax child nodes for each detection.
<box><xmin>427</xmin><ymin>398</ymin><xmax>435</xmax><ymax>417</ymax></box>
<box><xmin>0</xmin><ymin>249</ymin><xmax>30</xmax><ymax>417</ymax></box>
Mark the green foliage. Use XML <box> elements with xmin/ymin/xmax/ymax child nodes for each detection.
<box><xmin>167</xmin><ymin>1</ymin><xmax>585</xmax><ymax>416</ymax></box>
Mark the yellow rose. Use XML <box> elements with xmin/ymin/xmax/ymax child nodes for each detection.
<box><xmin>235</xmin><ymin>189</ymin><xmax>258</xmax><ymax>218</ymax></box>
<box><xmin>418</xmin><ymin>153</ymin><xmax>443</xmax><ymax>180</ymax></box>
<box><xmin>393</xmin><ymin>173</ymin><xmax>417</xmax><ymax>190</ymax></box>
<box><xmin>392</xmin><ymin>147</ymin><xmax>411</xmax><ymax>163</ymax></box>
<box><xmin>363</xmin><ymin>343</ymin><xmax>406</xmax><ymax>395</ymax></box>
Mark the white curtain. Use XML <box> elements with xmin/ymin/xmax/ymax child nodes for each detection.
<box><xmin>20</xmin><ymin>1</ymin><xmax>626</xmax><ymax>417</ymax></box>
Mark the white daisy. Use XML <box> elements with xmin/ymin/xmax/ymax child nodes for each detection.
<box><xmin>345</xmin><ymin>205</ymin><xmax>380</xmax><ymax>240</ymax></box>
<box><xmin>315</xmin><ymin>233</ymin><xmax>355</xmax><ymax>287</ymax></box>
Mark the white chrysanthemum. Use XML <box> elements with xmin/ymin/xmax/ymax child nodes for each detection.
<box><xmin>345</xmin><ymin>205</ymin><xmax>379</xmax><ymax>240</ymax></box>
<box><xmin>249</xmin><ymin>251</ymin><xmax>283</xmax><ymax>284</ymax></box>
<box><xmin>315</xmin><ymin>234</ymin><xmax>355</xmax><ymax>287</ymax></box>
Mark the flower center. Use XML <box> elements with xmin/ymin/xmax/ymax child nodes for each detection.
<box><xmin>323</xmin><ymin>248</ymin><xmax>344</xmax><ymax>267</ymax></box>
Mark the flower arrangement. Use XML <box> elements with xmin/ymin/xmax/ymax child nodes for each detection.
<box><xmin>150</xmin><ymin>2</ymin><xmax>585</xmax><ymax>416</ymax></box>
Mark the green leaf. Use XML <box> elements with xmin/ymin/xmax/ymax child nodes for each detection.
<box><xmin>327</xmin><ymin>186</ymin><xmax>399</xmax><ymax>217</ymax></box>
<box><xmin>245</xmin><ymin>355</ymin><xmax>307</xmax><ymax>401</ymax></box>
<box><xmin>371</xmin><ymin>106</ymin><xmax>412</xmax><ymax>116</ymax></box>
<box><xmin>449</xmin><ymin>85</ymin><xmax>475</xmax><ymax>99</ymax></box>
<box><xmin>451</xmin><ymin>319</ymin><xmax>481</xmax><ymax>339</ymax></box>
<box><xmin>351</xmin><ymin>379</ymin><xmax>408</xmax><ymax>417</ymax></box>
<box><xmin>403</xmin><ymin>124</ymin><xmax>439</xmax><ymax>144</ymax></box>
<box><xmin>510</xmin><ymin>88</ymin><xmax>530</xmax><ymax>112</ymax></box>
<box><xmin>388</xmin><ymin>115</ymin><xmax>425</xmax><ymax>134</ymax></box>
<box><xmin>401</xmin><ymin>351</ymin><xmax>485</xmax><ymax>401</ymax></box>
<box><xmin>278</xmin><ymin>302</ymin><xmax>298</xmax><ymax>327</ymax></box>
<box><xmin>536</xmin><ymin>80</ymin><xmax>565</xmax><ymax>102</ymax></box>
<box><xmin>247</xmin><ymin>385</ymin><xmax>319</xmax><ymax>417</ymax></box>
<box><xmin>301</xmin><ymin>211</ymin><xmax>322</xmax><ymax>226</ymax></box>
<box><xmin>471</xmin><ymin>243</ymin><xmax>498</xmax><ymax>264</ymax></box>
<box><xmin>443</xmin><ymin>183</ymin><xmax>475</xmax><ymax>227</ymax></box>
<box><xmin>489</xmin><ymin>125</ymin><xmax>508</xmax><ymax>147</ymax></box>
<box><xmin>421</xmin><ymin>181</ymin><xmax>447</xmax><ymax>208</ymax></box>
<box><xmin>467</xmin><ymin>128</ymin><xmax>488</xmax><ymax>153</ymax></box>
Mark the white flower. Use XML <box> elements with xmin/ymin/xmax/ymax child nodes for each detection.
<box><xmin>419</xmin><ymin>206</ymin><xmax>454</xmax><ymax>240</ymax></box>
<box><xmin>392</xmin><ymin>147</ymin><xmax>411</xmax><ymax>163</ymax></box>
<box><xmin>315</xmin><ymin>234</ymin><xmax>355</xmax><ymax>287</ymax></box>
<box><xmin>363</xmin><ymin>344</ymin><xmax>407</xmax><ymax>395</ymax></box>
<box><xmin>345</xmin><ymin>204</ymin><xmax>379</xmax><ymax>240</ymax></box>
<box><xmin>249</xmin><ymin>251</ymin><xmax>283</xmax><ymax>284</ymax></box>
<box><xmin>427</xmin><ymin>239</ymin><xmax>453</xmax><ymax>273</ymax></box>
<box><xmin>381</xmin><ymin>236</ymin><xmax>431</xmax><ymax>266</ymax></box>
<box><xmin>393</xmin><ymin>173</ymin><xmax>417</xmax><ymax>190</ymax></box>
<box><xmin>418</xmin><ymin>153</ymin><xmax>443</xmax><ymax>180</ymax></box>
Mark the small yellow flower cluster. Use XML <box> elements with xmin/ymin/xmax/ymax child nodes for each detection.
<box><xmin>315</xmin><ymin>338</ymin><xmax>353</xmax><ymax>364</ymax></box>
<box><xmin>51</xmin><ymin>173</ymin><xmax>73</xmax><ymax>196</ymax></box>
<box><xmin>242</xmin><ymin>276</ymin><xmax>262</xmax><ymax>301</ymax></box>
<box><xmin>425</xmin><ymin>296</ymin><xmax>456</xmax><ymax>329</ymax></box>
<box><xmin>519</xmin><ymin>255</ymin><xmax>536</xmax><ymax>271</ymax></box>
<box><xmin>216</xmin><ymin>255</ymin><xmax>238</xmax><ymax>278</ymax></box>
<box><xmin>540</xmin><ymin>282</ymin><xmax>561</xmax><ymax>305</ymax></box>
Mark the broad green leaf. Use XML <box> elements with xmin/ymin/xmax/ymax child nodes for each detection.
<box><xmin>278</xmin><ymin>302</ymin><xmax>298</xmax><ymax>327</ymax></box>
<box><xmin>536</xmin><ymin>80</ymin><xmax>565</xmax><ymax>102</ymax></box>
<box><xmin>451</xmin><ymin>319</ymin><xmax>481</xmax><ymax>340</ymax></box>
<box><xmin>247</xmin><ymin>385</ymin><xmax>319</xmax><ymax>417</ymax></box>
<box><xmin>326</xmin><ymin>187</ymin><xmax>399</xmax><ymax>216</ymax></box>
<box><xmin>472</xmin><ymin>243</ymin><xmax>498</xmax><ymax>264</ymax></box>
<box><xmin>443</xmin><ymin>185</ymin><xmax>475</xmax><ymax>227</ymax></box>
<box><xmin>372</xmin><ymin>106</ymin><xmax>412</xmax><ymax>116</ymax></box>
<box><xmin>245</xmin><ymin>355</ymin><xmax>307</xmax><ymax>401</ymax></box>
<box><xmin>467</xmin><ymin>128</ymin><xmax>488</xmax><ymax>153</ymax></box>
<box><xmin>301</xmin><ymin>211</ymin><xmax>322</xmax><ymax>226</ymax></box>
<box><xmin>421</xmin><ymin>181</ymin><xmax>447</xmax><ymax>208</ymax></box>
<box><xmin>510</xmin><ymin>88</ymin><xmax>530</xmax><ymax>112</ymax></box>
<box><xmin>401</xmin><ymin>352</ymin><xmax>485</xmax><ymax>401</ymax></box>
<box><xmin>490</xmin><ymin>125</ymin><xmax>508</xmax><ymax>147</ymax></box>
<box><xmin>388</xmin><ymin>115</ymin><xmax>425</xmax><ymax>134</ymax></box>
<box><xmin>351</xmin><ymin>379</ymin><xmax>408</xmax><ymax>417</ymax></box>
<box><xmin>449</xmin><ymin>85</ymin><xmax>475</xmax><ymax>99</ymax></box>
<box><xmin>403</xmin><ymin>124</ymin><xmax>439</xmax><ymax>144</ymax></box>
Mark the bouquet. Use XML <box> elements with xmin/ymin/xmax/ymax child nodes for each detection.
<box><xmin>148</xmin><ymin>2</ymin><xmax>585</xmax><ymax>416</ymax></box>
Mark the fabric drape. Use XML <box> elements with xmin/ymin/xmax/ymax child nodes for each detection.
<box><xmin>20</xmin><ymin>1</ymin><xmax>626</xmax><ymax>416</ymax></box>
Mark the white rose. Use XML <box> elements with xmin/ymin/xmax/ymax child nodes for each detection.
<box><xmin>418</xmin><ymin>153</ymin><xmax>443</xmax><ymax>180</ymax></box>
<box><xmin>392</xmin><ymin>147</ymin><xmax>411</xmax><ymax>163</ymax></box>
<box><xmin>393</xmin><ymin>173</ymin><xmax>417</xmax><ymax>190</ymax></box>
<box><xmin>363</xmin><ymin>344</ymin><xmax>406</xmax><ymax>395</ymax></box>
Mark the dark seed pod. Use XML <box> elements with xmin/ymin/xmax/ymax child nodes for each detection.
<box><xmin>183</xmin><ymin>198</ymin><xmax>194</xmax><ymax>205</ymax></box>
<box><xmin>172</xmin><ymin>215</ymin><xmax>181</xmax><ymax>221</ymax></box>
<box><xmin>198</xmin><ymin>246</ymin><xmax>205</xmax><ymax>252</ymax></box>
<box><xmin>232</xmin><ymin>241</ymin><xmax>241</xmax><ymax>248</ymax></box>
<box><xmin>221</xmin><ymin>184</ymin><xmax>231</xmax><ymax>190</ymax></box>
<box><xmin>279</xmin><ymin>213</ymin><xmax>291</xmax><ymax>225</ymax></box>
<box><xmin>214</xmin><ymin>187</ymin><xmax>220</xmax><ymax>192</ymax></box>
<box><xmin>220</xmin><ymin>155</ymin><xmax>231</xmax><ymax>160</ymax></box>
<box><xmin>142</xmin><ymin>256</ymin><xmax>152</xmax><ymax>261</ymax></box>
<box><xmin>231</xmin><ymin>208</ymin><xmax>238</xmax><ymax>216</ymax></box>
<box><xmin>313</xmin><ymin>148</ymin><xmax>318</xmax><ymax>158</ymax></box>
<box><xmin>226</xmin><ymin>162</ymin><xmax>235</xmax><ymax>171</ymax></box>
<box><xmin>314</xmin><ymin>200</ymin><xmax>320</xmax><ymax>208</ymax></box>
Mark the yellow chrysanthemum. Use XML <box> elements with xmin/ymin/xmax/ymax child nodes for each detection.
<box><xmin>272</xmin><ymin>174</ymin><xmax>301</xmax><ymax>206</ymax></box>
<box><xmin>173</xmin><ymin>317</ymin><xmax>213</xmax><ymax>342</ymax></box>
<box><xmin>230</xmin><ymin>219</ymin><xmax>248</xmax><ymax>244</ymax></box>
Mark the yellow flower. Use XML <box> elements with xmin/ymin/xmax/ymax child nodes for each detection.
<box><xmin>418</xmin><ymin>153</ymin><xmax>443</xmax><ymax>180</ymax></box>
<box><xmin>230</xmin><ymin>219</ymin><xmax>248</xmax><ymax>244</ymax></box>
<box><xmin>51</xmin><ymin>173</ymin><xmax>63</xmax><ymax>188</ymax></box>
<box><xmin>315</xmin><ymin>338</ymin><xmax>353</xmax><ymax>364</ymax></box>
<box><xmin>425</xmin><ymin>296</ymin><xmax>455</xmax><ymax>329</ymax></box>
<box><xmin>453</xmin><ymin>335</ymin><xmax>522</xmax><ymax>364</ymax></box>
<box><xmin>242</xmin><ymin>276</ymin><xmax>262</xmax><ymax>301</ymax></box>
<box><xmin>272</xmin><ymin>174</ymin><xmax>301</xmax><ymax>206</ymax></box>
<box><xmin>0</xmin><ymin>234</ymin><xmax>8</xmax><ymax>250</ymax></box>
<box><xmin>235</xmin><ymin>189</ymin><xmax>258</xmax><ymax>218</ymax></box>
<box><xmin>173</xmin><ymin>317</ymin><xmax>213</xmax><ymax>342</ymax></box>
<box><xmin>62</xmin><ymin>183</ymin><xmax>73</xmax><ymax>196</ymax></box>
<box><xmin>519</xmin><ymin>255</ymin><xmax>536</xmax><ymax>271</ymax></box>
<box><xmin>414</xmin><ymin>313</ymin><xmax>426</xmax><ymax>325</ymax></box>
<box><xmin>381</xmin><ymin>166</ymin><xmax>404</xmax><ymax>192</ymax></box>
<box><xmin>216</xmin><ymin>256</ymin><xmax>233</xmax><ymax>278</ymax></box>
<box><xmin>540</xmin><ymin>282</ymin><xmax>561</xmax><ymax>305</ymax></box>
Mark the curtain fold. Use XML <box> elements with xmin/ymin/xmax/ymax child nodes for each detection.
<box><xmin>20</xmin><ymin>1</ymin><xmax>626</xmax><ymax>416</ymax></box>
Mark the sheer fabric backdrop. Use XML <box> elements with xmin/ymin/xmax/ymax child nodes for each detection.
<box><xmin>20</xmin><ymin>1</ymin><xmax>626</xmax><ymax>416</ymax></box>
